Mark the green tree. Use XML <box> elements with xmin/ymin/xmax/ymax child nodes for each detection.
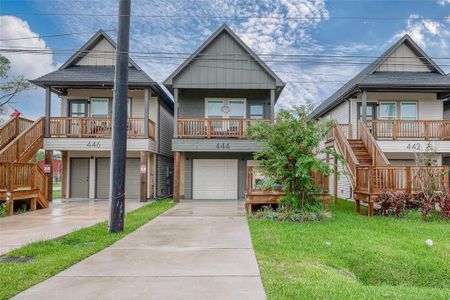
<box><xmin>0</xmin><ymin>54</ymin><xmax>33</xmax><ymax>109</ymax></box>
<box><xmin>247</xmin><ymin>105</ymin><xmax>341</xmax><ymax>210</ymax></box>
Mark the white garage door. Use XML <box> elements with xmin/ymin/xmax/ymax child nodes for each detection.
<box><xmin>193</xmin><ymin>159</ymin><xmax>238</xmax><ymax>199</ymax></box>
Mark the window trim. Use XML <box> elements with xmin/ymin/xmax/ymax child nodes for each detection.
<box><xmin>379</xmin><ymin>101</ymin><xmax>397</xmax><ymax>120</ymax></box>
<box><xmin>90</xmin><ymin>97</ymin><xmax>110</xmax><ymax>117</ymax></box>
<box><xmin>400</xmin><ymin>101</ymin><xmax>418</xmax><ymax>120</ymax></box>
<box><xmin>249</xmin><ymin>103</ymin><xmax>265</xmax><ymax>119</ymax></box>
<box><xmin>205</xmin><ymin>98</ymin><xmax>247</xmax><ymax>119</ymax></box>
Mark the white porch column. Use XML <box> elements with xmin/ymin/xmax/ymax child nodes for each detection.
<box><xmin>361</xmin><ymin>90</ymin><xmax>368</xmax><ymax>124</ymax></box>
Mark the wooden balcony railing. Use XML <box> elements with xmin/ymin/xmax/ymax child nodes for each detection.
<box><xmin>0</xmin><ymin>116</ymin><xmax>34</xmax><ymax>149</ymax></box>
<box><xmin>177</xmin><ymin>118</ymin><xmax>271</xmax><ymax>139</ymax></box>
<box><xmin>358</xmin><ymin>120</ymin><xmax>390</xmax><ymax>167</ymax></box>
<box><xmin>49</xmin><ymin>117</ymin><xmax>155</xmax><ymax>139</ymax></box>
<box><xmin>330</xmin><ymin>121</ymin><xmax>359</xmax><ymax>187</ymax></box>
<box><xmin>0</xmin><ymin>117</ymin><xmax>45</xmax><ymax>163</ymax></box>
<box><xmin>368</xmin><ymin>120</ymin><xmax>450</xmax><ymax>140</ymax></box>
<box><xmin>356</xmin><ymin>166</ymin><xmax>449</xmax><ymax>195</ymax></box>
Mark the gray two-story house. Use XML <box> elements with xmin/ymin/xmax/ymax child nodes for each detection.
<box><xmin>31</xmin><ymin>30</ymin><xmax>174</xmax><ymax>201</ymax></box>
<box><xmin>164</xmin><ymin>24</ymin><xmax>285</xmax><ymax>201</ymax></box>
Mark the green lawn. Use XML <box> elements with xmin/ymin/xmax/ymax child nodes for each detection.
<box><xmin>0</xmin><ymin>200</ymin><xmax>174</xmax><ymax>300</ymax></box>
<box><xmin>249</xmin><ymin>200</ymin><xmax>450</xmax><ymax>300</ymax></box>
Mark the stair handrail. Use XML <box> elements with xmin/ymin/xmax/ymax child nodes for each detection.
<box><xmin>331</xmin><ymin>121</ymin><xmax>359</xmax><ymax>187</ymax></box>
<box><xmin>358</xmin><ymin>120</ymin><xmax>390</xmax><ymax>166</ymax></box>
<box><xmin>0</xmin><ymin>116</ymin><xmax>34</xmax><ymax>149</ymax></box>
<box><xmin>0</xmin><ymin>117</ymin><xmax>45</xmax><ymax>162</ymax></box>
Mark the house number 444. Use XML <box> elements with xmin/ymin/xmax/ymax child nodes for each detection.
<box><xmin>216</xmin><ymin>142</ymin><xmax>230</xmax><ymax>150</ymax></box>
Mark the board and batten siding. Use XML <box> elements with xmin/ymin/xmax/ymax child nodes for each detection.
<box><xmin>183</xmin><ymin>153</ymin><xmax>251</xmax><ymax>199</ymax></box>
<box><xmin>178</xmin><ymin>89</ymin><xmax>271</xmax><ymax>119</ymax></box>
<box><xmin>76</xmin><ymin>38</ymin><xmax>116</xmax><ymax>66</ymax></box>
<box><xmin>172</xmin><ymin>31</ymin><xmax>276</xmax><ymax>90</ymax></box>
<box><xmin>322</xmin><ymin>101</ymin><xmax>350</xmax><ymax>123</ymax></box>
<box><xmin>376</xmin><ymin>44</ymin><xmax>431</xmax><ymax>73</ymax></box>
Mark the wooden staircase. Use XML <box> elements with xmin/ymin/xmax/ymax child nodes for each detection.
<box><xmin>330</xmin><ymin>120</ymin><xmax>448</xmax><ymax>216</ymax></box>
<box><xmin>348</xmin><ymin>140</ymin><xmax>373</xmax><ymax>166</ymax></box>
<box><xmin>0</xmin><ymin>117</ymin><xmax>49</xmax><ymax>215</ymax></box>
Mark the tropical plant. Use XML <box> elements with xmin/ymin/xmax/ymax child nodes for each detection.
<box><xmin>247</xmin><ymin>105</ymin><xmax>341</xmax><ymax>210</ymax></box>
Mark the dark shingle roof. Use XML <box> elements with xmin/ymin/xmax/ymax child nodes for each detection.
<box><xmin>310</xmin><ymin>35</ymin><xmax>450</xmax><ymax>119</ymax></box>
<box><xmin>31</xmin><ymin>65</ymin><xmax>154</xmax><ymax>87</ymax></box>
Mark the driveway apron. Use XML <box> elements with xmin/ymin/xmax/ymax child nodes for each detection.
<box><xmin>13</xmin><ymin>200</ymin><xmax>266</xmax><ymax>300</ymax></box>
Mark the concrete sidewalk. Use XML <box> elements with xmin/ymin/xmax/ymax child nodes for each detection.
<box><xmin>0</xmin><ymin>199</ymin><xmax>144</xmax><ymax>255</ymax></box>
<box><xmin>13</xmin><ymin>200</ymin><xmax>266</xmax><ymax>300</ymax></box>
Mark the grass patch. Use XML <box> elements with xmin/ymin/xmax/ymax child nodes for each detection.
<box><xmin>249</xmin><ymin>199</ymin><xmax>450</xmax><ymax>299</ymax></box>
<box><xmin>0</xmin><ymin>199</ymin><xmax>174</xmax><ymax>300</ymax></box>
<box><xmin>52</xmin><ymin>189</ymin><xmax>61</xmax><ymax>200</ymax></box>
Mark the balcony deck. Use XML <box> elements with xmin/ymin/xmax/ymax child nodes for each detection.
<box><xmin>49</xmin><ymin>117</ymin><xmax>155</xmax><ymax>140</ymax></box>
<box><xmin>177</xmin><ymin>118</ymin><xmax>270</xmax><ymax>139</ymax></box>
<box><xmin>368</xmin><ymin>120</ymin><xmax>450</xmax><ymax>140</ymax></box>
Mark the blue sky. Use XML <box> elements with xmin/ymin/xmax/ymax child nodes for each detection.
<box><xmin>0</xmin><ymin>0</ymin><xmax>449</xmax><ymax>119</ymax></box>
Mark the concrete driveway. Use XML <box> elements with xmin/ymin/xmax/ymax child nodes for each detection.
<box><xmin>0</xmin><ymin>199</ymin><xmax>144</xmax><ymax>255</ymax></box>
<box><xmin>13</xmin><ymin>200</ymin><xmax>266</xmax><ymax>300</ymax></box>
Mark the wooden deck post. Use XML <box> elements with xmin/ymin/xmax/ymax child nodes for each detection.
<box><xmin>140</xmin><ymin>151</ymin><xmax>148</xmax><ymax>202</ymax></box>
<box><xmin>405</xmin><ymin>166</ymin><xmax>412</xmax><ymax>194</ymax></box>
<box><xmin>179</xmin><ymin>152</ymin><xmax>185</xmax><ymax>200</ymax></box>
<box><xmin>61</xmin><ymin>151</ymin><xmax>68</xmax><ymax>199</ymax></box>
<box><xmin>333</xmin><ymin>157</ymin><xmax>338</xmax><ymax>205</ymax></box>
<box><xmin>45</xmin><ymin>150</ymin><xmax>53</xmax><ymax>202</ymax></box>
<box><xmin>7</xmin><ymin>163</ymin><xmax>14</xmax><ymax>215</ymax></box>
<box><xmin>173</xmin><ymin>152</ymin><xmax>181</xmax><ymax>202</ymax></box>
<box><xmin>355</xmin><ymin>199</ymin><xmax>361</xmax><ymax>214</ymax></box>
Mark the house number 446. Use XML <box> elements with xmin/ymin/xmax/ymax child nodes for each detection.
<box><xmin>216</xmin><ymin>142</ymin><xmax>230</xmax><ymax>150</ymax></box>
<box><xmin>86</xmin><ymin>141</ymin><xmax>101</xmax><ymax>148</ymax></box>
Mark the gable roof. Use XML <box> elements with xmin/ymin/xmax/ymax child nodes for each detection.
<box><xmin>310</xmin><ymin>35</ymin><xmax>450</xmax><ymax>119</ymax></box>
<box><xmin>59</xmin><ymin>29</ymin><xmax>140</xmax><ymax>70</ymax></box>
<box><xmin>163</xmin><ymin>24</ymin><xmax>285</xmax><ymax>89</ymax></box>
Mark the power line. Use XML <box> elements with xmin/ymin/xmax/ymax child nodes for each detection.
<box><xmin>3</xmin><ymin>12</ymin><xmax>448</xmax><ymax>21</ymax></box>
<box><xmin>0</xmin><ymin>46</ymin><xmax>449</xmax><ymax>60</ymax></box>
<box><xmin>0</xmin><ymin>30</ymin><xmax>115</xmax><ymax>42</ymax></box>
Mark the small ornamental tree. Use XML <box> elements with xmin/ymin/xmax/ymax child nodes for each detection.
<box><xmin>247</xmin><ymin>105</ymin><xmax>341</xmax><ymax>210</ymax></box>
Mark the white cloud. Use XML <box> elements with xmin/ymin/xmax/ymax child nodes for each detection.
<box><xmin>0</xmin><ymin>16</ymin><xmax>57</xmax><ymax>79</ymax></box>
<box><xmin>437</xmin><ymin>0</ymin><xmax>450</xmax><ymax>6</ymax></box>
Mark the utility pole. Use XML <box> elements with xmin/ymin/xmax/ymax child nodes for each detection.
<box><xmin>109</xmin><ymin>0</ymin><xmax>131</xmax><ymax>233</ymax></box>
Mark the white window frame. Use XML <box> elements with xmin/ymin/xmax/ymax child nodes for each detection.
<box><xmin>400</xmin><ymin>101</ymin><xmax>418</xmax><ymax>120</ymax></box>
<box><xmin>205</xmin><ymin>98</ymin><xmax>247</xmax><ymax>119</ymax></box>
<box><xmin>379</xmin><ymin>101</ymin><xmax>397</xmax><ymax>120</ymax></box>
<box><xmin>90</xmin><ymin>98</ymin><xmax>110</xmax><ymax>117</ymax></box>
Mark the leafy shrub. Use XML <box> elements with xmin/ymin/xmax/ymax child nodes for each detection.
<box><xmin>433</xmin><ymin>192</ymin><xmax>450</xmax><ymax>220</ymax></box>
<box><xmin>251</xmin><ymin>205</ymin><xmax>331</xmax><ymax>223</ymax></box>
<box><xmin>417</xmin><ymin>191</ymin><xmax>435</xmax><ymax>221</ymax></box>
<box><xmin>379</xmin><ymin>192</ymin><xmax>411</xmax><ymax>217</ymax></box>
<box><xmin>0</xmin><ymin>202</ymin><xmax>7</xmax><ymax>217</ymax></box>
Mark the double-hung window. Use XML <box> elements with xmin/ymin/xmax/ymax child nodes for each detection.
<box><xmin>91</xmin><ymin>98</ymin><xmax>109</xmax><ymax>117</ymax></box>
<box><xmin>249</xmin><ymin>104</ymin><xmax>264</xmax><ymax>119</ymax></box>
<box><xmin>379</xmin><ymin>102</ymin><xmax>397</xmax><ymax>120</ymax></box>
<box><xmin>400</xmin><ymin>102</ymin><xmax>417</xmax><ymax>120</ymax></box>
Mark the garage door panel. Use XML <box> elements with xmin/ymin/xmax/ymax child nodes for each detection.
<box><xmin>193</xmin><ymin>159</ymin><xmax>238</xmax><ymax>200</ymax></box>
<box><xmin>96</xmin><ymin>158</ymin><xmax>140</xmax><ymax>199</ymax></box>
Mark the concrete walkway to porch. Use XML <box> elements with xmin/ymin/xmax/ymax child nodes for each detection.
<box><xmin>0</xmin><ymin>199</ymin><xmax>145</xmax><ymax>255</ymax></box>
<box><xmin>13</xmin><ymin>200</ymin><xmax>266</xmax><ymax>300</ymax></box>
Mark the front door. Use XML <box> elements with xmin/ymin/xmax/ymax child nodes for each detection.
<box><xmin>357</xmin><ymin>102</ymin><xmax>377</xmax><ymax>121</ymax></box>
<box><xmin>206</xmin><ymin>99</ymin><xmax>246</xmax><ymax>136</ymax></box>
<box><xmin>70</xmin><ymin>158</ymin><xmax>89</xmax><ymax>198</ymax></box>
<box><xmin>68</xmin><ymin>100</ymin><xmax>88</xmax><ymax>136</ymax></box>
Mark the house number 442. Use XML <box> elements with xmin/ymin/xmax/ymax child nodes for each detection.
<box><xmin>216</xmin><ymin>142</ymin><xmax>230</xmax><ymax>150</ymax></box>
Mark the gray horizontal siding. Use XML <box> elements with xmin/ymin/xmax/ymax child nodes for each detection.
<box><xmin>183</xmin><ymin>152</ymin><xmax>252</xmax><ymax>199</ymax></box>
<box><xmin>173</xmin><ymin>31</ymin><xmax>276</xmax><ymax>90</ymax></box>
<box><xmin>158</xmin><ymin>100</ymin><xmax>174</xmax><ymax>157</ymax></box>
<box><xmin>178</xmin><ymin>89</ymin><xmax>271</xmax><ymax>119</ymax></box>
<box><xmin>156</xmin><ymin>154</ymin><xmax>174</xmax><ymax>198</ymax></box>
